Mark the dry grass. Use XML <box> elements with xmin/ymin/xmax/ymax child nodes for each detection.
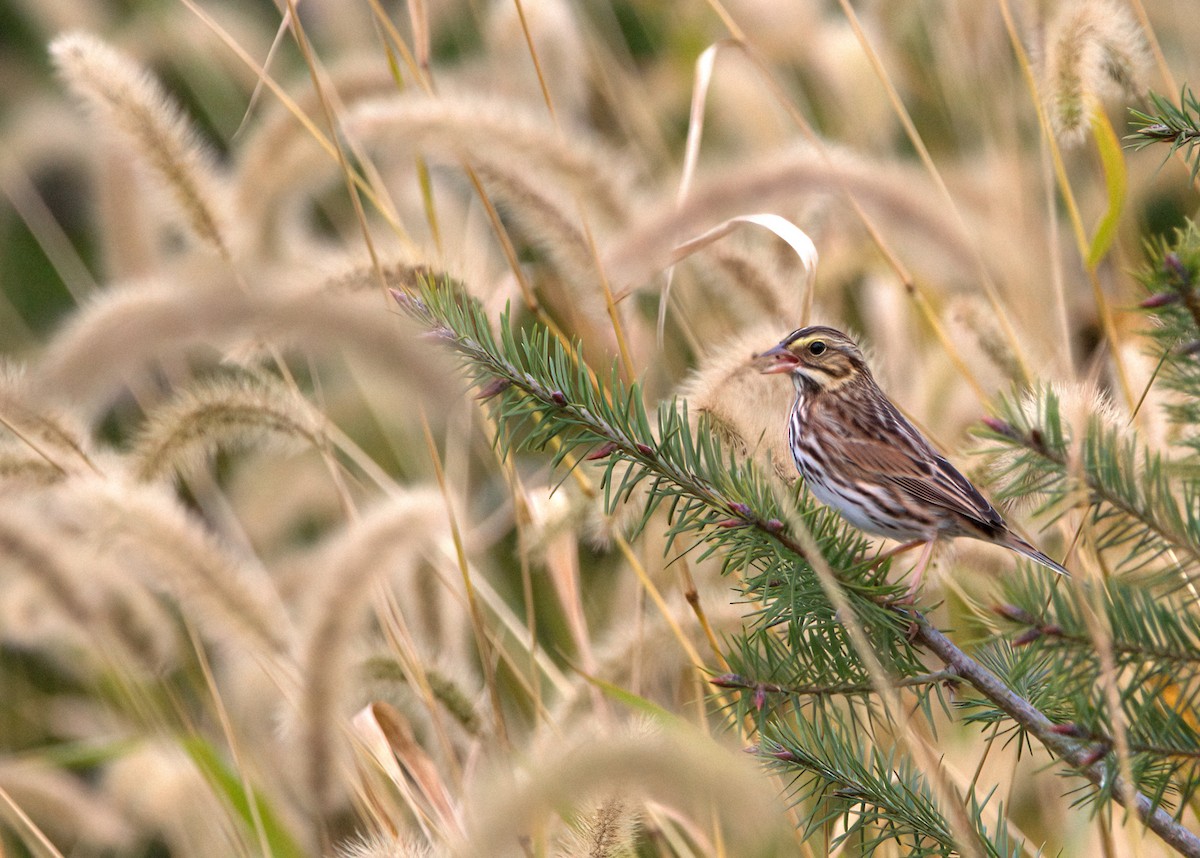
<box><xmin>0</xmin><ymin>0</ymin><xmax>1197</xmax><ymax>855</ymax></box>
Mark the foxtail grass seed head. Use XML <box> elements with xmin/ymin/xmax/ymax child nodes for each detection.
<box><xmin>49</xmin><ymin>32</ymin><xmax>233</xmax><ymax>257</ymax></box>
<box><xmin>349</xmin><ymin>93</ymin><xmax>633</xmax><ymax>223</ymax></box>
<box><xmin>33</xmin><ymin>280</ymin><xmax>453</xmax><ymax>423</ymax></box>
<box><xmin>0</xmin><ymin>761</ymin><xmax>137</xmax><ymax>852</ymax></box>
<box><xmin>0</xmin><ymin>363</ymin><xmax>92</xmax><ymax>477</ymax></box>
<box><xmin>947</xmin><ymin>294</ymin><xmax>1024</xmax><ymax>382</ymax></box>
<box><xmin>459</xmin><ymin>729</ymin><xmax>790</xmax><ymax>855</ymax></box>
<box><xmin>336</xmin><ymin>835</ymin><xmax>435</xmax><ymax>858</ymax></box>
<box><xmin>554</xmin><ymin>795</ymin><xmax>638</xmax><ymax>858</ymax></box>
<box><xmin>297</xmin><ymin>492</ymin><xmax>458</xmax><ymax>818</ymax></box>
<box><xmin>680</xmin><ymin>324</ymin><xmax>805</xmax><ymax>484</ymax></box>
<box><xmin>1043</xmin><ymin>0</ymin><xmax>1149</xmax><ymax>145</ymax></box>
<box><xmin>6</xmin><ymin>7</ymin><xmax>1200</xmax><ymax>857</ymax></box>
<box><xmin>131</xmin><ymin>372</ymin><xmax>325</xmax><ymax>482</ymax></box>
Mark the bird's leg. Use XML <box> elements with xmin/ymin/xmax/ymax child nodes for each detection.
<box><xmin>869</xmin><ymin>538</ymin><xmax>924</xmax><ymax>571</ymax></box>
<box><xmin>906</xmin><ymin>540</ymin><xmax>936</xmax><ymax>599</ymax></box>
<box><xmin>888</xmin><ymin>540</ymin><xmax>936</xmax><ymax>606</ymax></box>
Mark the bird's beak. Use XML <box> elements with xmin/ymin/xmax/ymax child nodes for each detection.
<box><xmin>753</xmin><ymin>342</ymin><xmax>800</xmax><ymax>375</ymax></box>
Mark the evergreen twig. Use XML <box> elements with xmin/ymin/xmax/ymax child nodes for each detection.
<box><xmin>1129</xmin><ymin>87</ymin><xmax>1200</xmax><ymax>179</ymax></box>
<box><xmin>396</xmin><ymin>278</ymin><xmax>1200</xmax><ymax>857</ymax></box>
<box><xmin>917</xmin><ymin>619</ymin><xmax>1200</xmax><ymax>857</ymax></box>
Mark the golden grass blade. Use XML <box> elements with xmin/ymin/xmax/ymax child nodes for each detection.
<box><xmin>669</xmin><ymin>213</ymin><xmax>818</xmax><ymax>324</ymax></box>
<box><xmin>678</xmin><ymin>41</ymin><xmax>724</xmax><ymax>208</ymax></box>
<box><xmin>408</xmin><ymin>0</ymin><xmax>430</xmax><ymax>75</ymax></box>
<box><xmin>0</xmin><ymin>785</ymin><xmax>69</xmax><ymax>858</ymax></box>
<box><xmin>419</xmin><ymin>409</ymin><xmax>509</xmax><ymax>746</ymax></box>
<box><xmin>657</xmin><ymin>40</ymin><xmax>726</xmax><ymax>345</ymax></box>
<box><xmin>0</xmin><ymin>157</ymin><xmax>98</xmax><ymax>300</ymax></box>
<box><xmin>353</xmin><ymin>702</ymin><xmax>462</xmax><ymax>838</ymax></box>
<box><xmin>233</xmin><ymin>3</ymin><xmax>294</xmax><ymax>140</ymax></box>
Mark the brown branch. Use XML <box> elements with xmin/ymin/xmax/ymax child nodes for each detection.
<box><xmin>711</xmin><ymin>669</ymin><xmax>957</xmax><ymax>699</ymax></box>
<box><xmin>402</xmin><ymin>290</ymin><xmax>1200</xmax><ymax>857</ymax></box>
<box><xmin>914</xmin><ymin>617</ymin><xmax>1200</xmax><ymax>858</ymax></box>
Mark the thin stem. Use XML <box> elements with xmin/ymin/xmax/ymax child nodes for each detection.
<box><xmin>679</xmin><ymin>559</ymin><xmax>729</xmax><ymax>669</ymax></box>
<box><xmin>835</xmin><ymin>0</ymin><xmax>1032</xmax><ymax>386</ymax></box>
<box><xmin>995</xmin><ymin>0</ymin><xmax>1135</xmax><ymax>410</ymax></box>
<box><xmin>419</xmin><ymin>410</ymin><xmax>510</xmax><ymax>748</ymax></box>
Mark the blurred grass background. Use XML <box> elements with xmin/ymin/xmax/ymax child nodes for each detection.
<box><xmin>0</xmin><ymin>1</ymin><xmax>1198</xmax><ymax>856</ymax></box>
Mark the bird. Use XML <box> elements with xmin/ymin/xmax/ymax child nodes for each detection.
<box><xmin>754</xmin><ymin>325</ymin><xmax>1068</xmax><ymax>597</ymax></box>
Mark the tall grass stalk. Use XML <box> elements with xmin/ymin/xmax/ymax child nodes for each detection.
<box><xmin>3</xmin><ymin>3</ymin><xmax>1200</xmax><ymax>856</ymax></box>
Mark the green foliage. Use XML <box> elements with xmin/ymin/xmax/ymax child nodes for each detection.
<box><xmin>1135</xmin><ymin>220</ymin><xmax>1200</xmax><ymax>450</ymax></box>
<box><xmin>968</xmin><ymin>219</ymin><xmax>1200</xmax><ymax>818</ymax></box>
<box><xmin>399</xmin><ymin>279</ymin><xmax>1016</xmax><ymax>855</ymax></box>
<box><xmin>399</xmin><ymin>231</ymin><xmax>1200</xmax><ymax>853</ymax></box>
<box><xmin>183</xmin><ymin>735</ymin><xmax>307</xmax><ymax>858</ymax></box>
<box><xmin>1129</xmin><ymin>87</ymin><xmax>1200</xmax><ymax>179</ymax></box>
<box><xmin>762</xmin><ymin>709</ymin><xmax>1020</xmax><ymax>858</ymax></box>
<box><xmin>988</xmin><ymin>571</ymin><xmax>1200</xmax><ymax>814</ymax></box>
<box><xmin>979</xmin><ymin>383</ymin><xmax>1200</xmax><ymax>579</ymax></box>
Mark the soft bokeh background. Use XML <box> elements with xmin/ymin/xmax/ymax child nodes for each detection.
<box><xmin>0</xmin><ymin>0</ymin><xmax>1196</xmax><ymax>856</ymax></box>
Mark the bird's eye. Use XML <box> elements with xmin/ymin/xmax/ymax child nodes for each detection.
<box><xmin>808</xmin><ymin>341</ymin><xmax>826</xmax><ymax>356</ymax></box>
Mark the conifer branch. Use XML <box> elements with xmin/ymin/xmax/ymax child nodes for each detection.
<box><xmin>757</xmin><ymin>709</ymin><xmax>1015</xmax><ymax>856</ymax></box>
<box><xmin>998</xmin><ymin>597</ymin><xmax>1200</xmax><ymax>672</ymax></box>
<box><xmin>1136</xmin><ymin>221</ymin><xmax>1200</xmax><ymax>445</ymax></box>
<box><xmin>710</xmin><ymin>669</ymin><xmax>957</xmax><ymax>699</ymax></box>
<box><xmin>981</xmin><ymin>390</ymin><xmax>1200</xmax><ymax>575</ymax></box>
<box><xmin>1129</xmin><ymin>87</ymin><xmax>1200</xmax><ymax>180</ymax></box>
<box><xmin>397</xmin><ymin>279</ymin><xmax>1200</xmax><ymax>858</ymax></box>
<box><xmin>915</xmin><ymin>619</ymin><xmax>1200</xmax><ymax>858</ymax></box>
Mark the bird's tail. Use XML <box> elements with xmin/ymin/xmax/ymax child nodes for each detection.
<box><xmin>1004</xmin><ymin>533</ymin><xmax>1070</xmax><ymax>577</ymax></box>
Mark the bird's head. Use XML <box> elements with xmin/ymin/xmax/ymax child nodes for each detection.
<box><xmin>754</xmin><ymin>326</ymin><xmax>870</xmax><ymax>392</ymax></box>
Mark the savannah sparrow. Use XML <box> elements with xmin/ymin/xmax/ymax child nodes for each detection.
<box><xmin>756</xmin><ymin>326</ymin><xmax>1068</xmax><ymax>594</ymax></box>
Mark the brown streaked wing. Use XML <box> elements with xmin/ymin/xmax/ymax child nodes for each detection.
<box><xmin>881</xmin><ymin>400</ymin><xmax>1006</xmax><ymax>529</ymax></box>
<box><xmin>830</xmin><ymin>406</ymin><xmax>1006</xmax><ymax>534</ymax></box>
<box><xmin>892</xmin><ymin>471</ymin><xmax>1005</xmax><ymax>532</ymax></box>
<box><xmin>838</xmin><ymin>435</ymin><xmax>930</xmax><ymax>479</ymax></box>
<box><xmin>928</xmin><ymin>453</ymin><xmax>1005</xmax><ymax>529</ymax></box>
